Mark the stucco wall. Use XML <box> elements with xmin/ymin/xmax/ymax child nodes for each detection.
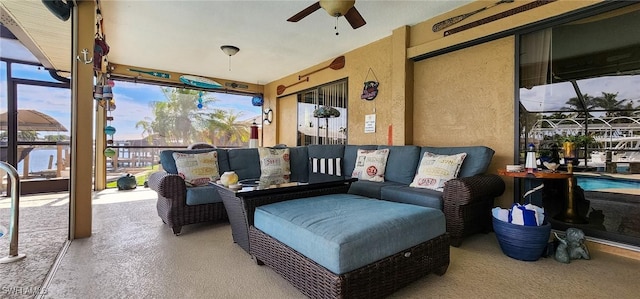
<box><xmin>262</xmin><ymin>0</ymin><xmax>608</xmax><ymax>205</ymax></box>
<box><xmin>413</xmin><ymin>36</ymin><xmax>516</xmax><ymax>207</ymax></box>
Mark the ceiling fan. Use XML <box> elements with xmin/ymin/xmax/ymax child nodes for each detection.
<box><xmin>287</xmin><ymin>0</ymin><xmax>366</xmax><ymax>30</ymax></box>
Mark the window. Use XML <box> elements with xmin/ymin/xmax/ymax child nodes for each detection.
<box><xmin>297</xmin><ymin>79</ymin><xmax>348</xmax><ymax>146</ymax></box>
<box><xmin>518</xmin><ymin>3</ymin><xmax>640</xmax><ymax>247</ymax></box>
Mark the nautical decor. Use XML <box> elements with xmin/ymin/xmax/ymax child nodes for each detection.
<box><xmin>179</xmin><ymin>75</ymin><xmax>223</xmax><ymax>89</ymax></box>
<box><xmin>104</xmin><ymin>147</ymin><xmax>116</xmax><ymax>158</ymax></box>
<box><xmin>251</xmin><ymin>95</ymin><xmax>264</xmax><ymax>107</ymax></box>
<box><xmin>360</xmin><ymin>67</ymin><xmax>379</xmax><ymax>101</ymax></box>
<box><xmin>197</xmin><ymin>92</ymin><xmax>204</xmax><ymax>109</ymax></box>
<box><xmin>104</xmin><ymin>125</ymin><xmax>116</xmax><ymax>136</ymax></box>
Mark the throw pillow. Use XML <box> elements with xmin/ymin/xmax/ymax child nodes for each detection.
<box><xmin>351</xmin><ymin>149</ymin><xmax>390</xmax><ymax>182</ymax></box>
<box><xmin>410</xmin><ymin>152</ymin><xmax>467</xmax><ymax>191</ymax></box>
<box><xmin>258</xmin><ymin>147</ymin><xmax>291</xmax><ymax>184</ymax></box>
<box><xmin>172</xmin><ymin>151</ymin><xmax>220</xmax><ymax>186</ymax></box>
<box><xmin>309</xmin><ymin>157</ymin><xmax>342</xmax><ymax>183</ymax></box>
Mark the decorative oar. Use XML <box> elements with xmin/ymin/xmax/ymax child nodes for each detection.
<box><xmin>432</xmin><ymin>0</ymin><xmax>514</xmax><ymax>32</ymax></box>
<box><xmin>298</xmin><ymin>56</ymin><xmax>345</xmax><ymax>80</ymax></box>
<box><xmin>277</xmin><ymin>77</ymin><xmax>309</xmax><ymax>96</ymax></box>
<box><xmin>128</xmin><ymin>68</ymin><xmax>171</xmax><ymax>79</ymax></box>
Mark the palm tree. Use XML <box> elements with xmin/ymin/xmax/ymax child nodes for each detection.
<box><xmin>205</xmin><ymin>110</ymin><xmax>250</xmax><ymax>146</ymax></box>
<box><xmin>593</xmin><ymin>92</ymin><xmax>635</xmax><ymax>117</ymax></box>
<box><xmin>136</xmin><ymin>88</ymin><xmax>216</xmax><ymax>144</ymax></box>
<box><xmin>563</xmin><ymin>93</ymin><xmax>597</xmax><ymax>118</ymax></box>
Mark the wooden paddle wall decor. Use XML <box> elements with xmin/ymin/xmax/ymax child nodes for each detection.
<box><xmin>443</xmin><ymin>0</ymin><xmax>557</xmax><ymax>37</ymax></box>
<box><xmin>277</xmin><ymin>56</ymin><xmax>346</xmax><ymax>95</ymax></box>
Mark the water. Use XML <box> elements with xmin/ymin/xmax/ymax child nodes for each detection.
<box><xmin>577</xmin><ymin>177</ymin><xmax>640</xmax><ymax>191</ymax></box>
<box><xmin>16</xmin><ymin>149</ymin><xmax>59</xmax><ymax>174</ymax></box>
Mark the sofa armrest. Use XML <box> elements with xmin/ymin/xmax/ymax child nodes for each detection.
<box><xmin>442</xmin><ymin>174</ymin><xmax>505</xmax><ymax>207</ymax></box>
<box><xmin>148</xmin><ymin>171</ymin><xmax>187</xmax><ymax>200</ymax></box>
<box><xmin>442</xmin><ymin>174</ymin><xmax>505</xmax><ymax>247</ymax></box>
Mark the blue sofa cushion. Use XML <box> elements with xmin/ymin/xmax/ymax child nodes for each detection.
<box><xmin>343</xmin><ymin>145</ymin><xmax>377</xmax><ymax>177</ymax></box>
<box><xmin>185</xmin><ymin>185</ymin><xmax>222</xmax><ymax>206</ymax></box>
<box><xmin>377</xmin><ymin>145</ymin><xmax>420</xmax><ymax>184</ymax></box>
<box><xmin>309</xmin><ymin>157</ymin><xmax>343</xmax><ymax>183</ymax></box>
<box><xmin>420</xmin><ymin>146</ymin><xmax>494</xmax><ymax>178</ymax></box>
<box><xmin>381</xmin><ymin>185</ymin><xmax>444</xmax><ymax>210</ymax></box>
<box><xmin>228</xmin><ymin>148</ymin><xmax>261</xmax><ymax>180</ymax></box>
<box><xmin>254</xmin><ymin>194</ymin><xmax>445</xmax><ymax>274</ymax></box>
<box><xmin>288</xmin><ymin>146</ymin><xmax>309</xmax><ymax>183</ymax></box>
<box><xmin>348</xmin><ymin>180</ymin><xmax>404</xmax><ymax>199</ymax></box>
<box><xmin>160</xmin><ymin>149</ymin><xmax>230</xmax><ymax>175</ymax></box>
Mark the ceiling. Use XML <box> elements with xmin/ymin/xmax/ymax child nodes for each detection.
<box><xmin>1</xmin><ymin>0</ymin><xmax>473</xmax><ymax>84</ymax></box>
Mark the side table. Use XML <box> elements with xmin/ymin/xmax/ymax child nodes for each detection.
<box><xmin>498</xmin><ymin>169</ymin><xmax>587</xmax><ymax>224</ymax></box>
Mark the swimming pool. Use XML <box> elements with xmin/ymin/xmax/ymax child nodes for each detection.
<box><xmin>576</xmin><ymin>176</ymin><xmax>640</xmax><ymax>191</ymax></box>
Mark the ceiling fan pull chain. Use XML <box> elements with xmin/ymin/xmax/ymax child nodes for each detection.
<box><xmin>335</xmin><ymin>16</ymin><xmax>339</xmax><ymax>36</ymax></box>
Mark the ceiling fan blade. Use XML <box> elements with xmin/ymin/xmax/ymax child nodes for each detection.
<box><xmin>287</xmin><ymin>2</ymin><xmax>321</xmax><ymax>22</ymax></box>
<box><xmin>344</xmin><ymin>6</ymin><xmax>366</xmax><ymax>29</ymax></box>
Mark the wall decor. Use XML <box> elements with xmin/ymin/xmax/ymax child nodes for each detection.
<box><xmin>277</xmin><ymin>77</ymin><xmax>309</xmax><ymax>96</ymax></box>
<box><xmin>297</xmin><ymin>56</ymin><xmax>345</xmax><ymax>80</ymax></box>
<box><xmin>128</xmin><ymin>68</ymin><xmax>171</xmax><ymax>79</ymax></box>
<box><xmin>432</xmin><ymin>0</ymin><xmax>514</xmax><ymax>33</ymax></box>
<box><xmin>179</xmin><ymin>75</ymin><xmax>223</xmax><ymax>89</ymax></box>
<box><xmin>263</xmin><ymin>108</ymin><xmax>273</xmax><ymax>125</ymax></box>
<box><xmin>442</xmin><ymin>0</ymin><xmax>556</xmax><ymax>36</ymax></box>
<box><xmin>360</xmin><ymin>67</ymin><xmax>379</xmax><ymax>101</ymax></box>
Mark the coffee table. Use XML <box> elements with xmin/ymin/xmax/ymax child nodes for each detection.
<box><xmin>212</xmin><ymin>179</ymin><xmax>355</xmax><ymax>254</ymax></box>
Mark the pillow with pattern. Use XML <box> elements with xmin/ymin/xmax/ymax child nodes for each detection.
<box><xmin>410</xmin><ymin>152</ymin><xmax>467</xmax><ymax>191</ymax></box>
<box><xmin>172</xmin><ymin>151</ymin><xmax>220</xmax><ymax>186</ymax></box>
<box><xmin>351</xmin><ymin>148</ymin><xmax>390</xmax><ymax>182</ymax></box>
<box><xmin>258</xmin><ymin>147</ymin><xmax>291</xmax><ymax>184</ymax></box>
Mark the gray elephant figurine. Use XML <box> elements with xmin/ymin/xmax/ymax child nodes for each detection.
<box><xmin>554</xmin><ymin>228</ymin><xmax>590</xmax><ymax>264</ymax></box>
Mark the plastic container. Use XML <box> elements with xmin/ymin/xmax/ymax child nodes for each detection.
<box><xmin>492</xmin><ymin>216</ymin><xmax>551</xmax><ymax>261</ymax></box>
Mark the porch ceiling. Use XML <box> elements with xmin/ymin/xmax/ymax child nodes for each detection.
<box><xmin>1</xmin><ymin>0</ymin><xmax>472</xmax><ymax>84</ymax></box>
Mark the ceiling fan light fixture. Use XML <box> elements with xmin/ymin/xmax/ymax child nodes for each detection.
<box><xmin>220</xmin><ymin>45</ymin><xmax>240</xmax><ymax>56</ymax></box>
<box><xmin>320</xmin><ymin>0</ymin><xmax>355</xmax><ymax>17</ymax></box>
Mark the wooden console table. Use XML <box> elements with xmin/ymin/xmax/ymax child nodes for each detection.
<box><xmin>498</xmin><ymin>169</ymin><xmax>587</xmax><ymax>224</ymax></box>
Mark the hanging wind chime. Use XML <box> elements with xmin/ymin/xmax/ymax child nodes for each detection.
<box><xmin>103</xmin><ymin>80</ymin><xmax>117</xmax><ymax>158</ymax></box>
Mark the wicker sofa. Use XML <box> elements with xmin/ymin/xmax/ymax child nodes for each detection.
<box><xmin>148</xmin><ymin>144</ymin><xmax>505</xmax><ymax>246</ymax></box>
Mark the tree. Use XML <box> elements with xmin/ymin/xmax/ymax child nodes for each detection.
<box><xmin>136</xmin><ymin>88</ymin><xmax>216</xmax><ymax>145</ymax></box>
<box><xmin>204</xmin><ymin>110</ymin><xmax>250</xmax><ymax>146</ymax></box>
<box><xmin>593</xmin><ymin>92</ymin><xmax>636</xmax><ymax>117</ymax></box>
<box><xmin>563</xmin><ymin>93</ymin><xmax>597</xmax><ymax>118</ymax></box>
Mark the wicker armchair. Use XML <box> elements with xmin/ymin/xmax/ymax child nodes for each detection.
<box><xmin>148</xmin><ymin>171</ymin><xmax>228</xmax><ymax>235</ymax></box>
<box><xmin>443</xmin><ymin>174</ymin><xmax>505</xmax><ymax>247</ymax></box>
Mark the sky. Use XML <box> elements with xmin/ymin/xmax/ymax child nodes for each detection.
<box><xmin>520</xmin><ymin>75</ymin><xmax>640</xmax><ymax>113</ymax></box>
<box><xmin>1</xmin><ymin>38</ymin><xmax>261</xmax><ymax>141</ymax></box>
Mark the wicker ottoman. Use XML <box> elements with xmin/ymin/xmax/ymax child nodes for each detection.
<box><xmin>249</xmin><ymin>194</ymin><xmax>450</xmax><ymax>298</ymax></box>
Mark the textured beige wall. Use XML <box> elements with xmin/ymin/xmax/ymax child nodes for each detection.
<box><xmin>264</xmin><ymin>36</ymin><xmax>397</xmax><ymax>146</ymax></box>
<box><xmin>262</xmin><ymin>0</ymin><xmax>608</xmax><ymax>203</ymax></box>
<box><xmin>413</xmin><ymin>36</ymin><xmax>516</xmax><ymax>206</ymax></box>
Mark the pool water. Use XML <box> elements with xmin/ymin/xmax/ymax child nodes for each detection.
<box><xmin>576</xmin><ymin>177</ymin><xmax>640</xmax><ymax>191</ymax></box>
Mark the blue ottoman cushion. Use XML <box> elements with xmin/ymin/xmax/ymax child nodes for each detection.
<box><xmin>254</xmin><ymin>194</ymin><xmax>445</xmax><ymax>274</ymax></box>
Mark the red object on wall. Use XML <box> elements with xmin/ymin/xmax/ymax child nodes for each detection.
<box><xmin>388</xmin><ymin>125</ymin><xmax>393</xmax><ymax>146</ymax></box>
<box><xmin>250</xmin><ymin>123</ymin><xmax>258</xmax><ymax>139</ymax></box>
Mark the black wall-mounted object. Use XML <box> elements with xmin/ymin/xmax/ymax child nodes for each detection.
<box><xmin>41</xmin><ymin>0</ymin><xmax>74</xmax><ymax>22</ymax></box>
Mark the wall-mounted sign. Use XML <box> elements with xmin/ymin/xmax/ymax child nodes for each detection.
<box><xmin>365</xmin><ymin>114</ymin><xmax>376</xmax><ymax>133</ymax></box>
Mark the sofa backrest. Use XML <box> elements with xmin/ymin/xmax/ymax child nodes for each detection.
<box><xmin>160</xmin><ymin>148</ymin><xmax>230</xmax><ymax>175</ymax></box>
<box><xmin>288</xmin><ymin>146</ymin><xmax>309</xmax><ymax>183</ymax></box>
<box><xmin>377</xmin><ymin>145</ymin><xmax>421</xmax><ymax>184</ymax></box>
<box><xmin>227</xmin><ymin>148</ymin><xmax>261</xmax><ymax>180</ymax></box>
<box><xmin>419</xmin><ymin>146</ymin><xmax>495</xmax><ymax>178</ymax></box>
